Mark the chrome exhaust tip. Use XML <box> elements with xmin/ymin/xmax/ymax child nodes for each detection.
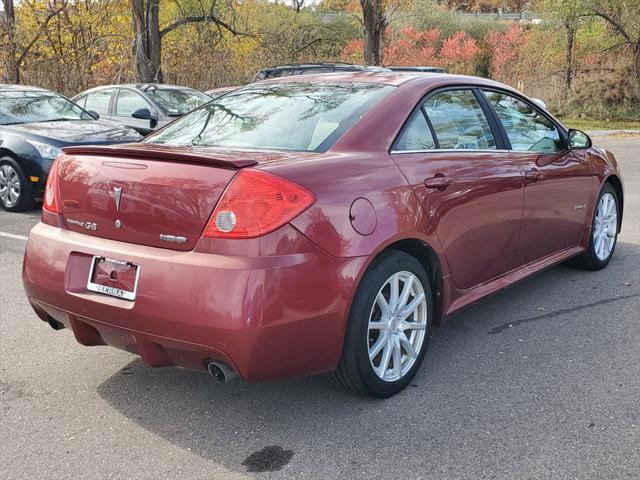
<box><xmin>207</xmin><ymin>361</ymin><xmax>237</xmax><ymax>383</ymax></box>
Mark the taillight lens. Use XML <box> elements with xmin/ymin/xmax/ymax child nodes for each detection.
<box><xmin>43</xmin><ymin>158</ymin><xmax>60</xmax><ymax>214</ymax></box>
<box><xmin>203</xmin><ymin>169</ymin><xmax>315</xmax><ymax>239</ymax></box>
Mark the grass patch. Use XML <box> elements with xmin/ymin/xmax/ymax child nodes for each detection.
<box><xmin>556</xmin><ymin>117</ymin><xmax>640</xmax><ymax>131</ymax></box>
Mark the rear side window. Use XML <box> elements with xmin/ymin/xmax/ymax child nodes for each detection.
<box><xmin>483</xmin><ymin>90</ymin><xmax>562</xmax><ymax>152</ymax></box>
<box><xmin>394</xmin><ymin>110</ymin><xmax>436</xmax><ymax>151</ymax></box>
<box><xmin>424</xmin><ymin>90</ymin><xmax>496</xmax><ymax>150</ymax></box>
<box><xmin>116</xmin><ymin>89</ymin><xmax>150</xmax><ymax>116</ymax></box>
<box><xmin>84</xmin><ymin>89</ymin><xmax>113</xmax><ymax>115</ymax></box>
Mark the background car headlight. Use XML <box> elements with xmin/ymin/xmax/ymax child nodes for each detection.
<box><xmin>28</xmin><ymin>140</ymin><xmax>63</xmax><ymax>160</ymax></box>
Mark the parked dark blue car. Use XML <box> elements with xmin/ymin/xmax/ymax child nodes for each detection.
<box><xmin>0</xmin><ymin>85</ymin><xmax>141</xmax><ymax>211</ymax></box>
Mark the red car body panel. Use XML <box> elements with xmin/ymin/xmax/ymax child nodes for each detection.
<box><xmin>22</xmin><ymin>72</ymin><xmax>624</xmax><ymax>382</ymax></box>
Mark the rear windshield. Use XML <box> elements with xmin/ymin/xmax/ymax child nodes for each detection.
<box><xmin>144</xmin><ymin>88</ymin><xmax>211</xmax><ymax>116</ymax></box>
<box><xmin>146</xmin><ymin>82</ymin><xmax>393</xmax><ymax>152</ymax></box>
<box><xmin>0</xmin><ymin>91</ymin><xmax>92</xmax><ymax>125</ymax></box>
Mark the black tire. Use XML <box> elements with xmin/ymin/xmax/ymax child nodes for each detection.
<box><xmin>0</xmin><ymin>157</ymin><xmax>36</xmax><ymax>212</ymax></box>
<box><xmin>568</xmin><ymin>182</ymin><xmax>619</xmax><ymax>270</ymax></box>
<box><xmin>334</xmin><ymin>250</ymin><xmax>433</xmax><ymax>398</ymax></box>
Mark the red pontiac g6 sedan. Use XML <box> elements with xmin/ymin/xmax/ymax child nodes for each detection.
<box><xmin>23</xmin><ymin>73</ymin><xmax>624</xmax><ymax>397</ymax></box>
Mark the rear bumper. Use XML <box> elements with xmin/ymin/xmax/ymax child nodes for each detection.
<box><xmin>23</xmin><ymin>222</ymin><xmax>366</xmax><ymax>381</ymax></box>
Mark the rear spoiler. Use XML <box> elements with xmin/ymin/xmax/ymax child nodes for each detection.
<box><xmin>62</xmin><ymin>144</ymin><xmax>258</xmax><ymax>169</ymax></box>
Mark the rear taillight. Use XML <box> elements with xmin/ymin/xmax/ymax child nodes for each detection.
<box><xmin>43</xmin><ymin>158</ymin><xmax>60</xmax><ymax>214</ymax></box>
<box><xmin>202</xmin><ymin>169</ymin><xmax>315</xmax><ymax>239</ymax></box>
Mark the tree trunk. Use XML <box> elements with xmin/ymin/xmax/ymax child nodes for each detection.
<box><xmin>564</xmin><ymin>20</ymin><xmax>575</xmax><ymax>93</ymax></box>
<box><xmin>360</xmin><ymin>0</ymin><xmax>386</xmax><ymax>66</ymax></box>
<box><xmin>131</xmin><ymin>0</ymin><xmax>163</xmax><ymax>83</ymax></box>
<box><xmin>1</xmin><ymin>0</ymin><xmax>20</xmax><ymax>83</ymax></box>
<box><xmin>633</xmin><ymin>40</ymin><xmax>640</xmax><ymax>82</ymax></box>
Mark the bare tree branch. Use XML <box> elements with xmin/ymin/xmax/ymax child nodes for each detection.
<box><xmin>16</xmin><ymin>1</ymin><xmax>68</xmax><ymax>67</ymax></box>
<box><xmin>593</xmin><ymin>9</ymin><xmax>632</xmax><ymax>44</ymax></box>
<box><xmin>160</xmin><ymin>14</ymin><xmax>250</xmax><ymax>38</ymax></box>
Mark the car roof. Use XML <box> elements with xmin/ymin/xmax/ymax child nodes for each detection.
<box><xmin>0</xmin><ymin>84</ymin><xmax>51</xmax><ymax>93</ymax></box>
<box><xmin>206</xmin><ymin>86</ymin><xmax>239</xmax><ymax>95</ymax></box>
<box><xmin>258</xmin><ymin>62</ymin><xmax>378</xmax><ymax>71</ymax></box>
<box><xmin>388</xmin><ymin>66</ymin><xmax>448</xmax><ymax>72</ymax></box>
<box><xmin>75</xmin><ymin>83</ymin><xmax>197</xmax><ymax>96</ymax></box>
<box><xmin>256</xmin><ymin>71</ymin><xmax>512</xmax><ymax>90</ymax></box>
<box><xmin>253</xmin><ymin>63</ymin><xmax>391</xmax><ymax>80</ymax></box>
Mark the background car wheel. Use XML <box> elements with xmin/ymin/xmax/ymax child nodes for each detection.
<box><xmin>0</xmin><ymin>157</ymin><xmax>35</xmax><ymax>212</ymax></box>
<box><xmin>568</xmin><ymin>183</ymin><xmax>619</xmax><ymax>270</ymax></box>
<box><xmin>334</xmin><ymin>250</ymin><xmax>433</xmax><ymax>398</ymax></box>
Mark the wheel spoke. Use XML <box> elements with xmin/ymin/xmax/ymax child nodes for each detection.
<box><xmin>400</xmin><ymin>293</ymin><xmax>425</xmax><ymax>319</ymax></box>
<box><xmin>605</xmin><ymin>195</ymin><xmax>614</xmax><ymax>217</ymax></box>
<box><xmin>401</xmin><ymin>320</ymin><xmax>426</xmax><ymax>331</ymax></box>
<box><xmin>368</xmin><ymin>321</ymin><xmax>387</xmax><ymax>330</ymax></box>
<box><xmin>400</xmin><ymin>332</ymin><xmax>417</xmax><ymax>359</ymax></box>
<box><xmin>392</xmin><ymin>337</ymin><xmax>402</xmax><ymax>378</ymax></box>
<box><xmin>389</xmin><ymin>274</ymin><xmax>400</xmax><ymax>310</ymax></box>
<box><xmin>375</xmin><ymin>341</ymin><xmax>393</xmax><ymax>378</ymax></box>
<box><xmin>375</xmin><ymin>292</ymin><xmax>390</xmax><ymax>319</ymax></box>
<box><xmin>398</xmin><ymin>275</ymin><xmax>414</xmax><ymax>311</ymax></box>
<box><xmin>369</xmin><ymin>331</ymin><xmax>387</xmax><ymax>359</ymax></box>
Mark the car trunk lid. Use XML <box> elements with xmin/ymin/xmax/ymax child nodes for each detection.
<box><xmin>56</xmin><ymin>144</ymin><xmax>256</xmax><ymax>251</ymax></box>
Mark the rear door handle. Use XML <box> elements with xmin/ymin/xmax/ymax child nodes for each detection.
<box><xmin>424</xmin><ymin>176</ymin><xmax>454</xmax><ymax>189</ymax></box>
<box><xmin>524</xmin><ymin>169</ymin><xmax>543</xmax><ymax>182</ymax></box>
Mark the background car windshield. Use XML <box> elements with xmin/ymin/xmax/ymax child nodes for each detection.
<box><xmin>145</xmin><ymin>88</ymin><xmax>211</xmax><ymax>116</ymax></box>
<box><xmin>0</xmin><ymin>91</ymin><xmax>92</xmax><ymax>125</ymax></box>
<box><xmin>146</xmin><ymin>82</ymin><xmax>393</xmax><ymax>152</ymax></box>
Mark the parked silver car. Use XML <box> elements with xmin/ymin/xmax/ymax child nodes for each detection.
<box><xmin>72</xmin><ymin>84</ymin><xmax>211</xmax><ymax>135</ymax></box>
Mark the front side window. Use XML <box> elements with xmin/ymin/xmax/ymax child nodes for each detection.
<box><xmin>0</xmin><ymin>91</ymin><xmax>92</xmax><ymax>125</ymax></box>
<box><xmin>116</xmin><ymin>90</ymin><xmax>151</xmax><ymax>116</ymax></box>
<box><xmin>394</xmin><ymin>110</ymin><xmax>436</xmax><ymax>151</ymax></box>
<box><xmin>146</xmin><ymin>82</ymin><xmax>393</xmax><ymax>152</ymax></box>
<box><xmin>84</xmin><ymin>89</ymin><xmax>113</xmax><ymax>115</ymax></box>
<box><xmin>423</xmin><ymin>90</ymin><xmax>497</xmax><ymax>150</ymax></box>
<box><xmin>483</xmin><ymin>90</ymin><xmax>562</xmax><ymax>152</ymax></box>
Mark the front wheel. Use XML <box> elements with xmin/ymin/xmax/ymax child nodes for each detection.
<box><xmin>569</xmin><ymin>183</ymin><xmax>619</xmax><ymax>270</ymax></box>
<box><xmin>334</xmin><ymin>250</ymin><xmax>432</xmax><ymax>398</ymax></box>
<box><xmin>0</xmin><ymin>157</ymin><xmax>35</xmax><ymax>212</ymax></box>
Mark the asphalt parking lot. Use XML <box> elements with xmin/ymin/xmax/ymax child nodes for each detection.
<box><xmin>1</xmin><ymin>136</ymin><xmax>639</xmax><ymax>480</ymax></box>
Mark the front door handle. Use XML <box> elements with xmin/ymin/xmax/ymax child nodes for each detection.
<box><xmin>425</xmin><ymin>175</ymin><xmax>454</xmax><ymax>190</ymax></box>
<box><xmin>524</xmin><ymin>168</ymin><xmax>543</xmax><ymax>182</ymax></box>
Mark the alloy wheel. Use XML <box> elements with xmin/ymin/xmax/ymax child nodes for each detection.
<box><xmin>593</xmin><ymin>192</ymin><xmax>617</xmax><ymax>261</ymax></box>
<box><xmin>367</xmin><ymin>271</ymin><xmax>428</xmax><ymax>382</ymax></box>
<box><xmin>0</xmin><ymin>164</ymin><xmax>22</xmax><ymax>208</ymax></box>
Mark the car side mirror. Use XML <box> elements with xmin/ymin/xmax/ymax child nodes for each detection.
<box><xmin>568</xmin><ymin>128</ymin><xmax>591</xmax><ymax>149</ymax></box>
<box><xmin>131</xmin><ymin>108</ymin><xmax>152</xmax><ymax>120</ymax></box>
<box><xmin>88</xmin><ymin>110</ymin><xmax>100</xmax><ymax>120</ymax></box>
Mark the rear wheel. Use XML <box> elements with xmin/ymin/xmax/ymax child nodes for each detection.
<box><xmin>335</xmin><ymin>250</ymin><xmax>432</xmax><ymax>398</ymax></box>
<box><xmin>569</xmin><ymin>183</ymin><xmax>619</xmax><ymax>270</ymax></box>
<box><xmin>0</xmin><ymin>157</ymin><xmax>35</xmax><ymax>212</ymax></box>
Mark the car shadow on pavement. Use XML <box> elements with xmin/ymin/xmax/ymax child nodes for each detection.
<box><xmin>96</xmin><ymin>242</ymin><xmax>640</xmax><ymax>475</ymax></box>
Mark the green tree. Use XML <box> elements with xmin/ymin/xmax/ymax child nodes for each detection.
<box><xmin>131</xmin><ymin>0</ymin><xmax>246</xmax><ymax>83</ymax></box>
<box><xmin>534</xmin><ymin>0</ymin><xmax>590</xmax><ymax>92</ymax></box>
<box><xmin>1</xmin><ymin>0</ymin><xmax>67</xmax><ymax>83</ymax></box>
<box><xmin>590</xmin><ymin>0</ymin><xmax>640</xmax><ymax>80</ymax></box>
